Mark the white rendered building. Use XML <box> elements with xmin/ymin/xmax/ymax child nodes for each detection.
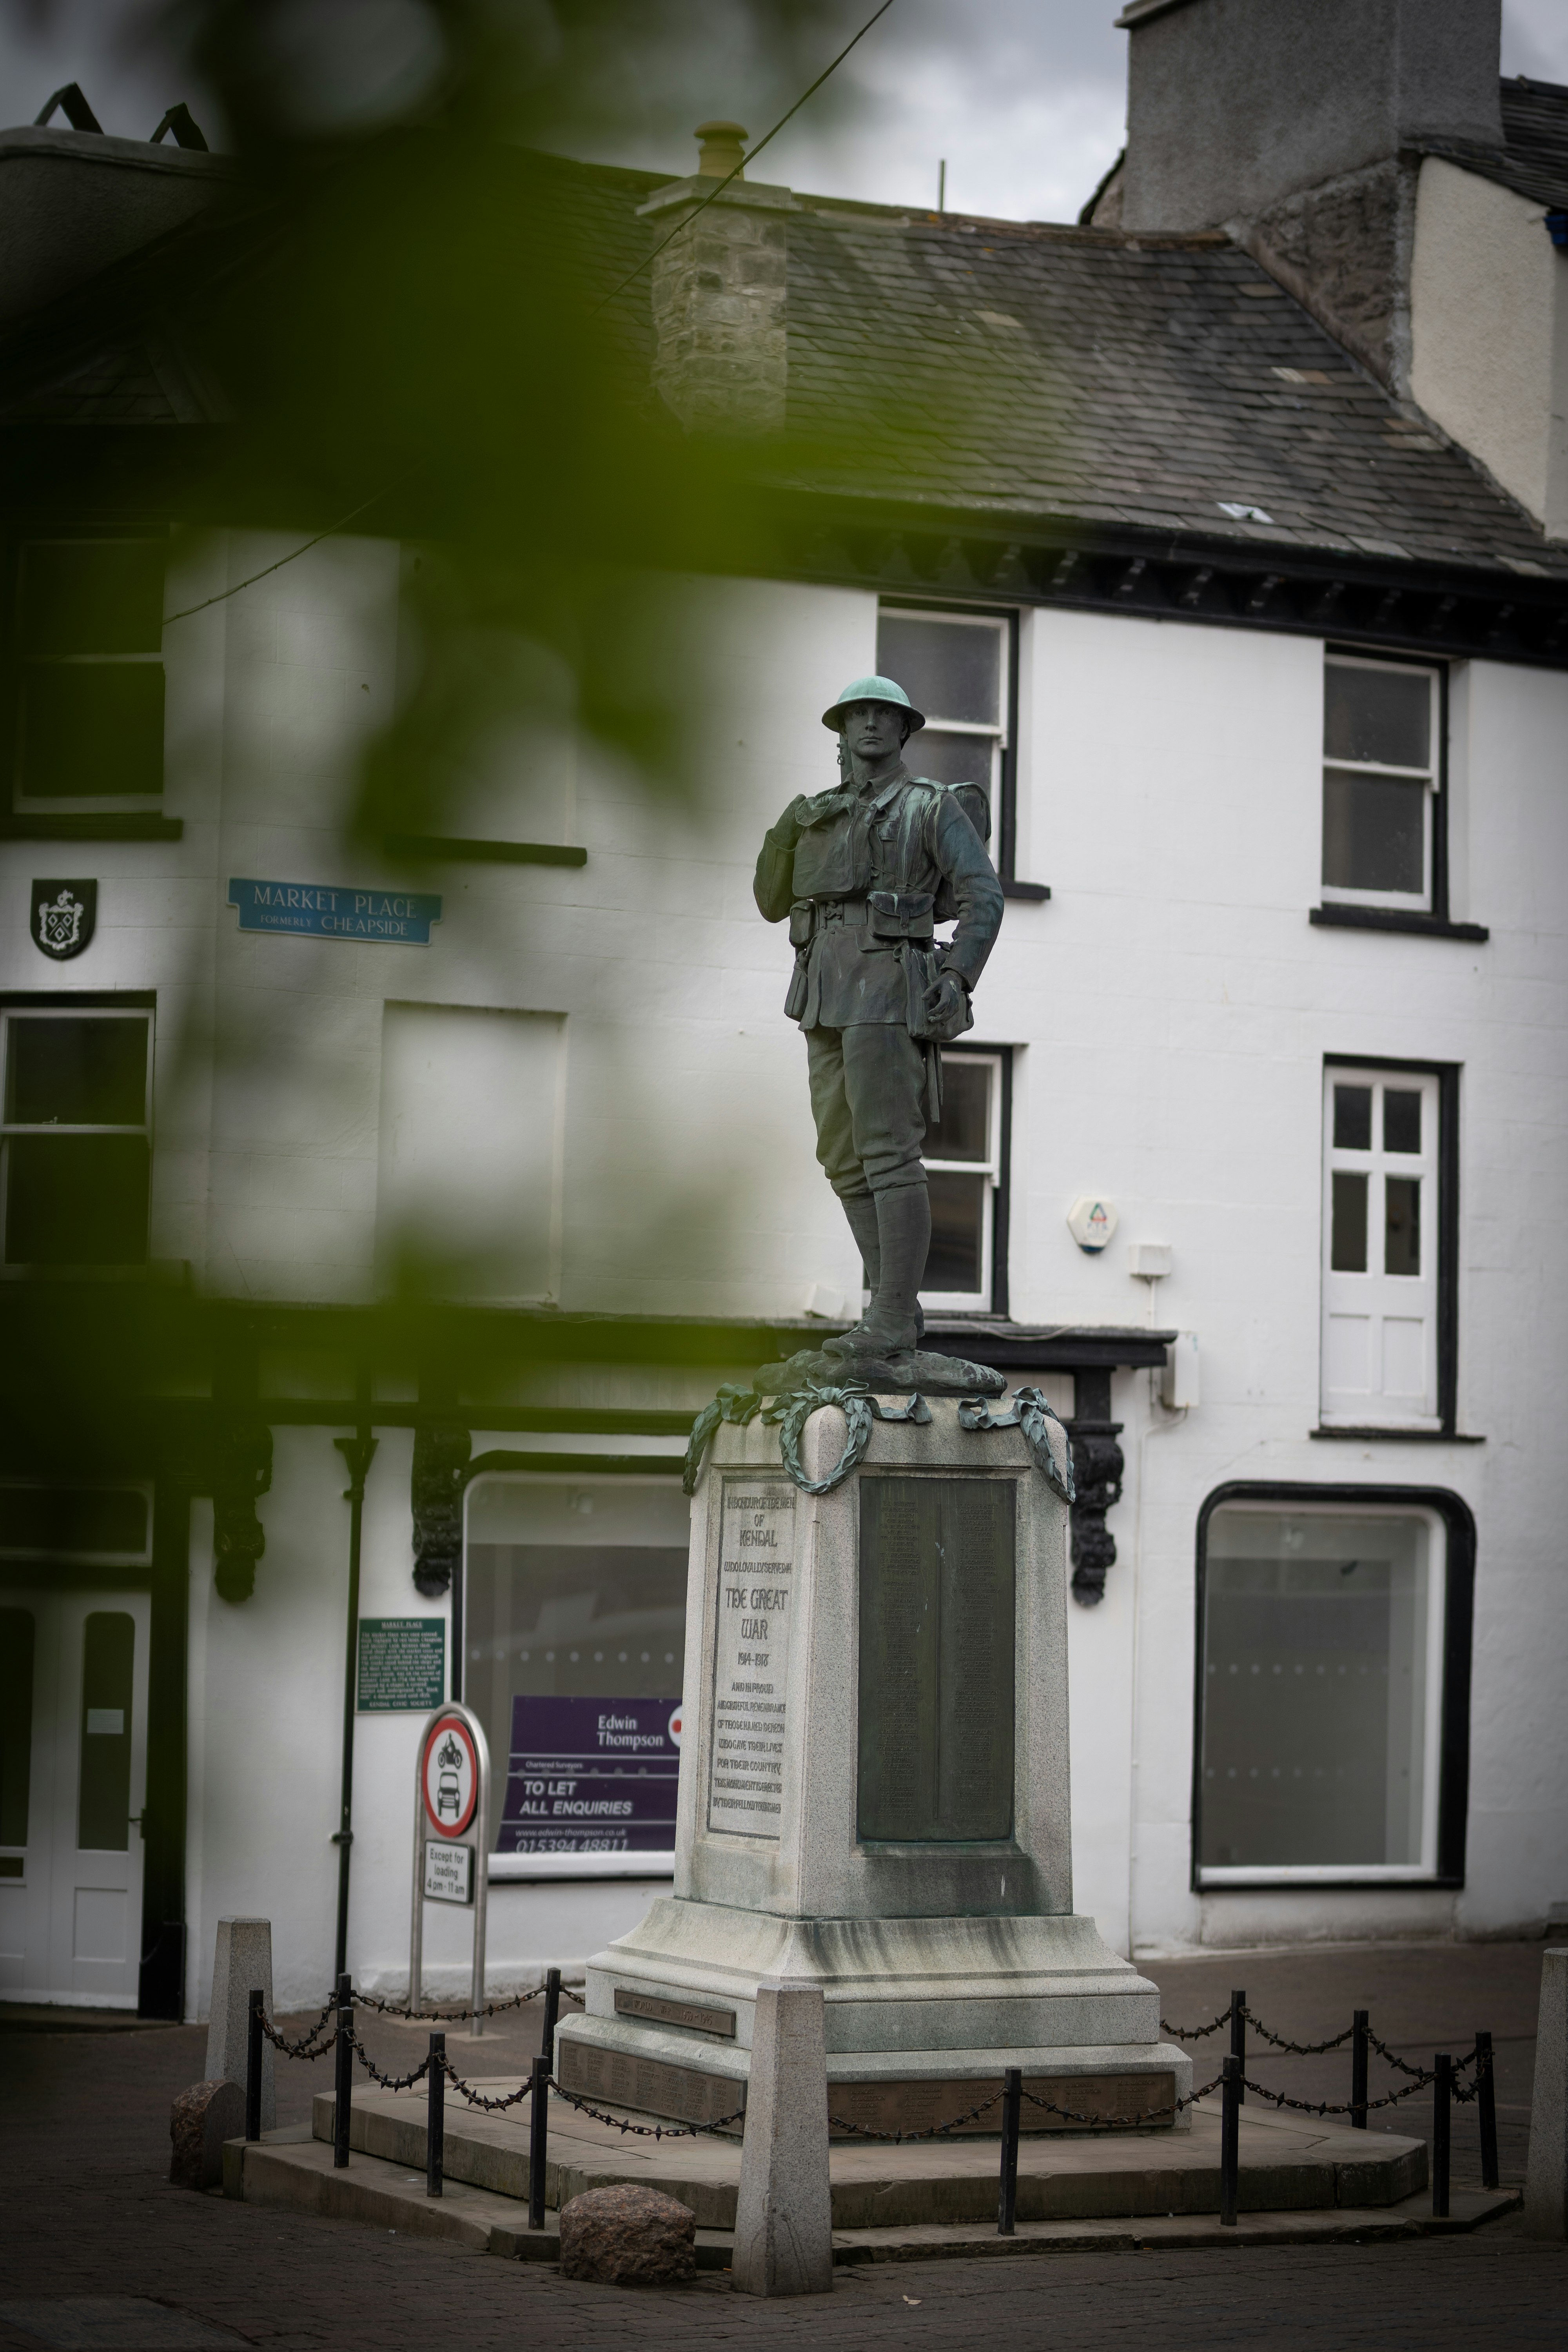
<box><xmin>2</xmin><ymin>2</ymin><xmax>1567</xmax><ymax>2019</ymax></box>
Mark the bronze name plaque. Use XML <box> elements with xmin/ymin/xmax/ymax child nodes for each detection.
<box><xmin>858</xmin><ymin>1476</ymin><xmax>1016</xmax><ymax>1842</ymax></box>
<box><xmin>613</xmin><ymin>1986</ymin><xmax>737</xmax><ymax>2039</ymax></box>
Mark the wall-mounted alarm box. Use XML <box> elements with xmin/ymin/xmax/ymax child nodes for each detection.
<box><xmin>1067</xmin><ymin>1196</ymin><xmax>1118</xmax><ymax>1252</ymax></box>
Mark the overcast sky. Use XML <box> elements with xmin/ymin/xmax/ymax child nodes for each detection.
<box><xmin>2</xmin><ymin>0</ymin><xmax>1567</xmax><ymax>227</ymax></box>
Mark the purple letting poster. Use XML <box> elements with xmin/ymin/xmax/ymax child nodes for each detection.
<box><xmin>499</xmin><ymin>1695</ymin><xmax>684</xmax><ymax>1855</ymax></box>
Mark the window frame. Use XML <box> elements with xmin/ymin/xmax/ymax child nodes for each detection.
<box><xmin>5</xmin><ymin>530</ymin><xmax>169</xmax><ymax>818</ymax></box>
<box><xmin>1190</xmin><ymin>1480</ymin><xmax>1475</xmax><ymax>1893</ymax></box>
<box><xmin>1320</xmin><ymin>1054</ymin><xmax>1459</xmax><ymax>1436</ymax></box>
<box><xmin>1320</xmin><ymin>648</ymin><xmax>1447</xmax><ymax>916</ymax></box>
<box><xmin>0</xmin><ymin>999</ymin><xmax>155</xmax><ymax>1270</ymax></box>
<box><xmin>919</xmin><ymin>1043</ymin><xmax>1011</xmax><ymax>1317</ymax></box>
<box><xmin>457</xmin><ymin>1467</ymin><xmax>689</xmax><ymax>1885</ymax></box>
<box><xmin>877</xmin><ymin>599</ymin><xmax>1020</xmax><ymax>880</ymax></box>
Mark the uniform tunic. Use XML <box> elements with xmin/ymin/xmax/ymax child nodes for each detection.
<box><xmin>754</xmin><ymin>766</ymin><xmax>1004</xmax><ymax>1199</ymax></box>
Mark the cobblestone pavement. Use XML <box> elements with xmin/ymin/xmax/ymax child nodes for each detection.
<box><xmin>1</xmin><ymin>1943</ymin><xmax>1564</xmax><ymax>2352</ymax></box>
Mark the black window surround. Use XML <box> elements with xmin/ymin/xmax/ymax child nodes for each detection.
<box><xmin>1190</xmin><ymin>1478</ymin><xmax>1475</xmax><ymax>1894</ymax></box>
<box><xmin>1321</xmin><ymin>1052</ymin><xmax>1462</xmax><ymax>1439</ymax></box>
<box><xmin>2</xmin><ymin>529</ymin><xmax>179</xmax><ymax>843</ymax></box>
<box><xmin>930</xmin><ymin>1041</ymin><xmax>1013</xmax><ymax>1318</ymax></box>
<box><xmin>1312</xmin><ymin>646</ymin><xmax>1487</xmax><ymax>941</ymax></box>
<box><xmin>874</xmin><ymin>596</ymin><xmax>1049</xmax><ymax>899</ymax></box>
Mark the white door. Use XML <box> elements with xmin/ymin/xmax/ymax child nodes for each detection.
<box><xmin>0</xmin><ymin>1589</ymin><xmax>150</xmax><ymax>2007</ymax></box>
<box><xmin>1320</xmin><ymin>1067</ymin><xmax>1441</xmax><ymax>1428</ymax></box>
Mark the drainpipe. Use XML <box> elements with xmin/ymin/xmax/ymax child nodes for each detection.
<box><xmin>332</xmin><ymin>1410</ymin><xmax>379</xmax><ymax>1984</ymax></box>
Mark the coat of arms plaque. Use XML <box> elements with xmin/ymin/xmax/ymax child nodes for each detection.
<box><xmin>31</xmin><ymin>879</ymin><xmax>96</xmax><ymax>961</ymax></box>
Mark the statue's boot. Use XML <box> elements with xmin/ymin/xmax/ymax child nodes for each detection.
<box><xmin>825</xmin><ymin>1184</ymin><xmax>930</xmax><ymax>1362</ymax></box>
<box><xmin>833</xmin><ymin>1191</ymin><xmax>924</xmax><ymax>1346</ymax></box>
<box><xmin>842</xmin><ymin>1191</ymin><xmax>880</xmax><ymax>1298</ymax></box>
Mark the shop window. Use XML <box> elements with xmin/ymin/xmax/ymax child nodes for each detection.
<box><xmin>1321</xmin><ymin>1062</ymin><xmax>1448</xmax><ymax>1429</ymax></box>
<box><xmin>1</xmin><ymin>1008</ymin><xmax>152</xmax><ymax>1266</ymax></box>
<box><xmin>877</xmin><ymin>604</ymin><xmax>1016</xmax><ymax>870</ymax></box>
<box><xmin>1194</xmin><ymin>1488</ymin><xmax>1474</xmax><ymax>1887</ymax></box>
<box><xmin>11</xmin><ymin>537</ymin><xmax>166</xmax><ymax>811</ymax></box>
<box><xmin>461</xmin><ymin>1476</ymin><xmax>689</xmax><ymax>1875</ymax></box>
<box><xmin>920</xmin><ymin>1048</ymin><xmax>1007</xmax><ymax>1314</ymax></box>
<box><xmin>0</xmin><ymin>1608</ymin><xmax>33</xmax><ymax>1857</ymax></box>
<box><xmin>1321</xmin><ymin>655</ymin><xmax>1439</xmax><ymax>909</ymax></box>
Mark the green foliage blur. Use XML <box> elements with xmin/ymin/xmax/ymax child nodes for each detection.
<box><xmin>142</xmin><ymin>0</ymin><xmax>860</xmax><ymax>836</ymax></box>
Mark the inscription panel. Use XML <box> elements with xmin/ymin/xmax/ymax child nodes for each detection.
<box><xmin>557</xmin><ymin>2037</ymin><xmax>746</xmax><ymax>2131</ymax></box>
<box><xmin>826</xmin><ymin>2071</ymin><xmax>1176</xmax><ymax>2139</ymax></box>
<box><xmin>707</xmin><ymin>1478</ymin><xmax>798</xmax><ymax>1839</ymax></box>
<box><xmin>858</xmin><ymin>1477</ymin><xmax>1015</xmax><ymax>1842</ymax></box>
<box><xmin>613</xmin><ymin>1986</ymin><xmax>737</xmax><ymax>2039</ymax></box>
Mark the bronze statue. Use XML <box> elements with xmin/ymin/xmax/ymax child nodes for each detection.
<box><xmin>753</xmin><ymin>675</ymin><xmax>1004</xmax><ymax>1380</ymax></box>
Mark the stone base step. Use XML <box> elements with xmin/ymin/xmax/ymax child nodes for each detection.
<box><xmin>294</xmin><ymin>2079</ymin><xmax>1430</xmax><ymax>2230</ymax></box>
<box><xmin>225</xmin><ymin>2129</ymin><xmax>1518</xmax><ymax>2262</ymax></box>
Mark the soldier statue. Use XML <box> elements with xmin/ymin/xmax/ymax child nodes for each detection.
<box><xmin>754</xmin><ymin>675</ymin><xmax>1004</xmax><ymax>1373</ymax></box>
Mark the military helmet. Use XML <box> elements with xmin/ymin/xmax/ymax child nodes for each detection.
<box><xmin>820</xmin><ymin>674</ymin><xmax>925</xmax><ymax>733</ymax></box>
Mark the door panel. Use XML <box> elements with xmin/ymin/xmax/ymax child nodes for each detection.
<box><xmin>0</xmin><ymin>1588</ymin><xmax>149</xmax><ymax>2005</ymax></box>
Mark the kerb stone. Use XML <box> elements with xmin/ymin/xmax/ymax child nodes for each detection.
<box><xmin>557</xmin><ymin>2184</ymin><xmax>696</xmax><ymax>2286</ymax></box>
<box><xmin>1525</xmin><ymin>1947</ymin><xmax>1568</xmax><ymax>2238</ymax></box>
<box><xmin>732</xmin><ymin>1978</ymin><xmax>832</xmax><ymax>2297</ymax></box>
<box><xmin>169</xmin><ymin>2079</ymin><xmax>245</xmax><ymax>2190</ymax></box>
<box><xmin>204</xmin><ymin>1918</ymin><xmax>274</xmax><ymax>2133</ymax></box>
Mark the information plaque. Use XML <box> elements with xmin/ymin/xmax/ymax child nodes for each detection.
<box><xmin>707</xmin><ymin>1478</ymin><xmax>797</xmax><ymax>1838</ymax></box>
<box><xmin>357</xmin><ymin>1617</ymin><xmax>446</xmax><ymax>1712</ymax></box>
<box><xmin>857</xmin><ymin>1476</ymin><xmax>1016</xmax><ymax>1842</ymax></box>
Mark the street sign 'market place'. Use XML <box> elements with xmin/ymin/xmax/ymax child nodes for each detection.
<box><xmin>227</xmin><ymin>878</ymin><xmax>442</xmax><ymax>943</ymax></box>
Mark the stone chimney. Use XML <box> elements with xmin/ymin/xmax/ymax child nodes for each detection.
<box><xmin>639</xmin><ymin>122</ymin><xmax>797</xmax><ymax>434</ymax></box>
<box><xmin>1103</xmin><ymin>0</ymin><xmax>1505</xmax><ymax>390</ymax></box>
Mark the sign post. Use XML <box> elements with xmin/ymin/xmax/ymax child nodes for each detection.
<box><xmin>409</xmin><ymin>1703</ymin><xmax>490</xmax><ymax>2036</ymax></box>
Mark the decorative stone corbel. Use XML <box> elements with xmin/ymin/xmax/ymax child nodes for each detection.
<box><xmin>411</xmin><ymin>1420</ymin><xmax>471</xmax><ymax>1598</ymax></box>
<box><xmin>1065</xmin><ymin>1369</ymin><xmax>1124</xmax><ymax>1607</ymax></box>
<box><xmin>212</xmin><ymin>1419</ymin><xmax>274</xmax><ymax>1604</ymax></box>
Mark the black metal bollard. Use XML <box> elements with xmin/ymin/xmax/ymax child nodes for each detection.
<box><xmin>1350</xmin><ymin>2009</ymin><xmax>1368</xmax><ymax>2130</ymax></box>
<box><xmin>1476</xmin><ymin>2030</ymin><xmax>1499</xmax><ymax>2192</ymax></box>
<box><xmin>333</xmin><ymin>1971</ymin><xmax>353</xmax><ymax>2171</ymax></box>
<box><xmin>245</xmin><ymin>1988</ymin><xmax>263</xmax><ymax>2141</ymax></box>
<box><xmin>1432</xmin><ymin>2052</ymin><xmax>1451</xmax><ymax>2219</ymax></box>
<box><xmin>528</xmin><ymin>2053</ymin><xmax>550</xmax><ymax>2230</ymax></box>
<box><xmin>426</xmin><ymin>2032</ymin><xmax>445</xmax><ymax>2199</ymax></box>
<box><xmin>1220</xmin><ymin>2055</ymin><xmax>1240</xmax><ymax>2227</ymax></box>
<box><xmin>542</xmin><ymin>1968</ymin><xmax>561</xmax><ymax>2073</ymax></box>
<box><xmin>997</xmin><ymin>2067</ymin><xmax>1022</xmax><ymax>2236</ymax></box>
<box><xmin>1229</xmin><ymin>1990</ymin><xmax>1246</xmax><ymax>2107</ymax></box>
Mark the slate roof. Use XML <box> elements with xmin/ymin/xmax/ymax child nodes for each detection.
<box><xmin>1425</xmin><ymin>74</ymin><xmax>1568</xmax><ymax>214</ymax></box>
<box><xmin>5</xmin><ymin>138</ymin><xmax>1568</xmax><ymax>588</ymax></box>
<box><xmin>777</xmin><ymin>202</ymin><xmax>1568</xmax><ymax>578</ymax></box>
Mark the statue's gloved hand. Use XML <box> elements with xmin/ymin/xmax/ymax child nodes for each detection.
<box><xmin>922</xmin><ymin>969</ymin><xmax>971</xmax><ymax>1043</ymax></box>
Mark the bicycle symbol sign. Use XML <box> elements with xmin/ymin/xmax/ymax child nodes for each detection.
<box><xmin>421</xmin><ymin>1712</ymin><xmax>479</xmax><ymax>1838</ymax></box>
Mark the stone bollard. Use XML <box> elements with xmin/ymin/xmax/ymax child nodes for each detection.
<box><xmin>732</xmin><ymin>1976</ymin><xmax>833</xmax><ymax>2298</ymax></box>
<box><xmin>205</xmin><ymin>1918</ymin><xmax>275</xmax><ymax>2134</ymax></box>
<box><xmin>558</xmin><ymin>2185</ymin><xmax>696</xmax><ymax>2285</ymax></box>
<box><xmin>1525</xmin><ymin>1947</ymin><xmax>1568</xmax><ymax>2238</ymax></box>
<box><xmin>170</xmin><ymin>2080</ymin><xmax>246</xmax><ymax>2190</ymax></box>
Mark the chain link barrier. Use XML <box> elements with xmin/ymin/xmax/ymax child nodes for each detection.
<box><xmin>544</xmin><ymin>2078</ymin><xmax>746</xmax><ymax>2140</ymax></box>
<box><xmin>256</xmin><ymin>1990</ymin><xmax>1493</xmax><ymax>2147</ymax></box>
<box><xmin>352</xmin><ymin>1984</ymin><xmax>583</xmax><ymax>2024</ymax></box>
<box><xmin>1022</xmin><ymin>2076</ymin><xmax>1224</xmax><ymax>2130</ymax></box>
<box><xmin>826</xmin><ymin>2089</ymin><xmax>1004</xmax><ymax>2143</ymax></box>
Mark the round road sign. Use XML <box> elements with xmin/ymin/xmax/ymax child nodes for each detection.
<box><xmin>421</xmin><ymin>1712</ymin><xmax>478</xmax><ymax>1838</ymax></box>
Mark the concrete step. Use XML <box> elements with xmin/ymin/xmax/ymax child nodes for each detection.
<box><xmin>225</xmin><ymin>2129</ymin><xmax>1518</xmax><ymax>2263</ymax></box>
<box><xmin>304</xmin><ymin>2078</ymin><xmax>1431</xmax><ymax>2230</ymax></box>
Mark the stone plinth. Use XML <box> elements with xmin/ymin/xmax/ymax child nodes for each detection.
<box><xmin>555</xmin><ymin>1401</ymin><xmax>1189</xmax><ymax>2134</ymax></box>
<box><xmin>205</xmin><ymin>1917</ymin><xmax>274</xmax><ymax>2132</ymax></box>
